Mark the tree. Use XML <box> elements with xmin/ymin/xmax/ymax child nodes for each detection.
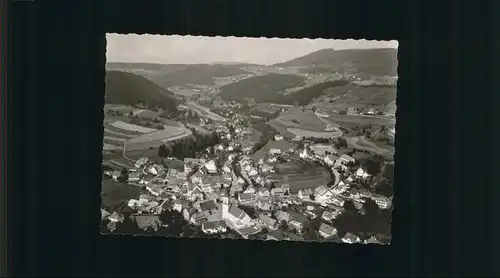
<box><xmin>343</xmin><ymin>199</ymin><xmax>357</xmax><ymax>212</ymax></box>
<box><xmin>309</xmin><ymin>194</ymin><xmax>316</xmax><ymax>200</ymax></box>
<box><xmin>128</xmin><ymin>110</ymin><xmax>133</xmax><ymax>117</ymax></box>
<box><xmin>117</xmin><ymin>167</ymin><xmax>129</xmax><ymax>183</ymax></box>
<box><xmin>158</xmin><ymin>144</ymin><xmax>168</xmax><ymax>158</ymax></box>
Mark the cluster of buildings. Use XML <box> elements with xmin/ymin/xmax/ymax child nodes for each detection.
<box><xmin>102</xmin><ymin>104</ymin><xmax>392</xmax><ymax>243</ymax></box>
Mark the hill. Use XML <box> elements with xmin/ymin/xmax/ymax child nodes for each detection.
<box><xmin>154</xmin><ymin>64</ymin><xmax>251</xmax><ymax>87</ymax></box>
<box><xmin>274</xmin><ymin>48</ymin><xmax>398</xmax><ymax>76</ymax></box>
<box><xmin>105</xmin><ymin>71</ymin><xmax>179</xmax><ymax>111</ymax></box>
<box><xmin>219</xmin><ymin>73</ymin><xmax>306</xmax><ymax>104</ymax></box>
<box><xmin>289</xmin><ymin>80</ymin><xmax>350</xmax><ymax>106</ymax></box>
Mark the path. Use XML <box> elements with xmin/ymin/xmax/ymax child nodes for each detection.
<box><xmin>314</xmin><ymin>110</ymin><xmax>343</xmax><ymax>137</ymax></box>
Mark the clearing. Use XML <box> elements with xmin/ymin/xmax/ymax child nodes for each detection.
<box><xmin>345</xmin><ymin>136</ymin><xmax>394</xmax><ymax>160</ymax></box>
<box><xmin>272</xmin><ymin>107</ymin><xmax>327</xmax><ymax>132</ymax></box>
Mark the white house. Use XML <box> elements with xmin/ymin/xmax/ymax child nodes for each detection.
<box><xmin>324</xmin><ymin>154</ymin><xmax>338</xmax><ymax>166</ymax></box>
<box><xmin>204</xmin><ymin>160</ymin><xmax>218</xmax><ymax>174</ymax></box>
<box><xmin>222</xmin><ymin>203</ymin><xmax>253</xmax><ymax>230</ymax></box>
<box><xmin>172</xmin><ymin>200</ymin><xmax>183</xmax><ymax>212</ymax></box>
<box><xmin>339</xmin><ymin>154</ymin><xmax>356</xmax><ymax>164</ymax></box>
<box><xmin>202</xmin><ymin>221</ymin><xmax>227</xmax><ymax>234</ymax></box>
<box><xmin>146</xmin><ymin>185</ymin><xmax>163</xmax><ymax>197</ymax></box>
<box><xmin>298</xmin><ymin>188</ymin><xmax>314</xmax><ymax>200</ymax></box>
<box><xmin>238</xmin><ymin>192</ymin><xmax>256</xmax><ymax>203</ymax></box>
<box><xmin>135</xmin><ymin>157</ymin><xmax>149</xmax><ymax>169</ymax></box>
<box><xmin>258</xmin><ymin>214</ymin><xmax>278</xmax><ymax>230</ymax></box>
<box><xmin>128</xmin><ymin>171</ymin><xmax>142</xmax><ymax>183</ymax></box>
<box><xmin>271</xmin><ymin>188</ymin><xmax>284</xmax><ymax>198</ymax></box>
<box><xmin>318</xmin><ymin>223</ymin><xmax>337</xmax><ymax>238</ymax></box>
<box><xmin>274</xmin><ymin>135</ymin><xmax>284</xmax><ymax>141</ymax></box>
<box><xmin>244</xmin><ymin>184</ymin><xmax>256</xmax><ymax>194</ymax></box>
<box><xmin>269</xmin><ymin>148</ymin><xmax>282</xmax><ymax>155</ymax></box>
<box><xmin>356</xmin><ymin>167</ymin><xmax>371</xmax><ymax>179</ymax></box>
<box><xmin>342</xmin><ymin>232</ymin><xmax>361</xmax><ymax>244</ymax></box>
<box><xmin>258</xmin><ymin>187</ymin><xmax>270</xmax><ymax>199</ymax></box>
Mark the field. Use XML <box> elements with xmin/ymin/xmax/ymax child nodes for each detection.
<box><xmin>251</xmin><ymin>140</ymin><xmax>297</xmax><ymax>162</ymax></box>
<box><xmin>186</xmin><ymin>101</ymin><xmax>228</xmax><ymax>122</ymax></box>
<box><xmin>286</xmin><ymin>128</ymin><xmax>341</xmax><ymax>139</ymax></box>
<box><xmin>345</xmin><ymin>136</ymin><xmax>394</xmax><ymax>160</ymax></box>
<box><xmin>110</xmin><ymin>121</ymin><xmax>158</xmax><ymax>133</ymax></box>
<box><xmin>320</xmin><ymin>111</ymin><xmax>395</xmax><ymax>129</ymax></box>
<box><xmin>255</xmin><ymin>103</ymin><xmax>282</xmax><ymax>114</ymax></box>
<box><xmin>272</xmin><ymin>107</ymin><xmax>327</xmax><ymax>132</ymax></box>
<box><xmin>101</xmin><ymin>179</ymin><xmax>142</xmax><ymax>209</ymax></box>
<box><xmin>270</xmin><ymin>160</ymin><xmax>331</xmax><ymax>193</ymax></box>
<box><xmin>267</xmin><ymin>120</ymin><xmax>297</xmax><ymax>139</ymax></box>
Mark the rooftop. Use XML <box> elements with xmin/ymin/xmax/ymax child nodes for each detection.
<box><xmin>199</xmin><ymin>199</ymin><xmax>218</xmax><ymax>211</ymax></box>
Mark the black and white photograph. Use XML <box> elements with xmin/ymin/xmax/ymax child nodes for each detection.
<box><xmin>101</xmin><ymin>34</ymin><xmax>397</xmax><ymax>244</ymax></box>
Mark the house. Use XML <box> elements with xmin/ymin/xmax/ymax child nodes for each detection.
<box><xmin>269</xmin><ymin>148</ymin><xmax>281</xmax><ymax>155</ymax></box>
<box><xmin>190</xmin><ymin>211</ymin><xmax>210</xmax><ymax>225</ymax></box>
<box><xmin>298</xmin><ymin>188</ymin><xmax>314</xmax><ymax>199</ymax></box>
<box><xmin>324</xmin><ymin>154</ymin><xmax>339</xmax><ymax>166</ymax></box>
<box><xmin>244</xmin><ymin>184</ymin><xmax>256</xmax><ymax>194</ymax></box>
<box><xmin>271</xmin><ymin>188</ymin><xmax>284</xmax><ymax>198</ymax></box>
<box><xmin>281</xmin><ymin>184</ymin><xmax>291</xmax><ymax>194</ymax></box>
<box><xmin>259</xmin><ymin>214</ymin><xmax>278</xmax><ymax>230</ymax></box>
<box><xmin>342</xmin><ymin>232</ymin><xmax>361</xmax><ymax>244</ymax></box>
<box><xmin>128</xmin><ymin>199</ymin><xmax>140</xmax><ymax>209</ymax></box>
<box><xmin>222</xmin><ymin>203</ymin><xmax>253</xmax><ymax>229</ymax></box>
<box><xmin>314</xmin><ymin>186</ymin><xmax>334</xmax><ymax>201</ymax></box>
<box><xmin>108</xmin><ymin>211</ymin><xmax>124</xmax><ymax>223</ymax></box>
<box><xmin>356</xmin><ymin>167</ymin><xmax>371</xmax><ymax>179</ymax></box>
<box><xmin>147</xmin><ymin>165</ymin><xmax>158</xmax><ymax>176</ymax></box>
<box><xmin>133</xmin><ymin>215</ymin><xmax>161</xmax><ymax>232</ymax></box>
<box><xmin>260</xmin><ymin>164</ymin><xmax>274</xmax><ymax>173</ymax></box>
<box><xmin>191</xmin><ymin>170</ymin><xmax>204</xmax><ymax>183</ymax></box>
<box><xmin>372</xmin><ymin>194</ymin><xmax>391</xmax><ymax>209</ymax></box>
<box><xmin>274</xmin><ymin>135</ymin><xmax>284</xmax><ymax>141</ymax></box>
<box><xmin>172</xmin><ymin>199</ymin><xmax>183</xmax><ymax>212</ymax></box>
<box><xmin>288</xmin><ymin>213</ymin><xmax>307</xmax><ymax>231</ymax></box>
<box><xmin>202</xmin><ymin>221</ymin><xmax>227</xmax><ymax>234</ymax></box>
<box><xmin>101</xmin><ymin>209</ymin><xmax>111</xmax><ymax>220</ymax></box>
<box><xmin>318</xmin><ymin>223</ymin><xmax>337</xmax><ymax>238</ymax></box>
<box><xmin>258</xmin><ymin>187</ymin><xmax>270</xmax><ymax>199</ymax></box>
<box><xmin>248</xmin><ymin>169</ymin><xmax>259</xmax><ymax>177</ymax></box>
<box><xmin>339</xmin><ymin>154</ymin><xmax>356</xmax><ymax>164</ymax></box>
<box><xmin>327</xmin><ymin>195</ymin><xmax>345</xmax><ymax>207</ymax></box>
<box><xmin>111</xmin><ymin>170</ymin><xmax>121</xmax><ymax>181</ymax></box>
<box><xmin>128</xmin><ymin>171</ymin><xmax>142</xmax><ymax>183</ymax></box>
<box><xmin>235</xmin><ymin>225</ymin><xmax>261</xmax><ymax>239</ymax></box>
<box><xmin>230</xmin><ymin>182</ymin><xmax>244</xmax><ymax>196</ymax></box>
<box><xmin>364</xmin><ymin>236</ymin><xmax>382</xmax><ymax>244</ymax></box>
<box><xmin>238</xmin><ymin>192</ymin><xmax>256</xmax><ymax>203</ymax></box>
<box><xmin>139</xmin><ymin>194</ymin><xmax>154</xmax><ymax>203</ymax></box>
<box><xmin>199</xmin><ymin>199</ymin><xmax>218</xmax><ymax>213</ymax></box>
<box><xmin>204</xmin><ymin>160</ymin><xmax>218</xmax><ymax>174</ymax></box>
<box><xmin>321</xmin><ymin>210</ymin><xmax>342</xmax><ymax>221</ymax></box>
<box><xmin>310</xmin><ymin>144</ymin><xmax>337</xmax><ymax>157</ymax></box>
<box><xmin>189</xmin><ymin>187</ymin><xmax>204</xmax><ymax>201</ymax></box>
<box><xmin>367</xmin><ymin>108</ymin><xmax>375</xmax><ymax>115</ymax></box>
<box><xmin>146</xmin><ymin>185</ymin><xmax>163</xmax><ymax>197</ymax></box>
<box><xmin>134</xmin><ymin>157</ymin><xmax>149</xmax><ymax>168</ymax></box>
<box><xmin>274</xmin><ymin>210</ymin><xmax>291</xmax><ymax>223</ymax></box>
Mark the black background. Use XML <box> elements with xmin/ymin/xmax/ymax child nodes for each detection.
<box><xmin>9</xmin><ymin>0</ymin><xmax>499</xmax><ymax>276</ymax></box>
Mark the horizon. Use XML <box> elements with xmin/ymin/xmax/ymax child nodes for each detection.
<box><xmin>106</xmin><ymin>34</ymin><xmax>398</xmax><ymax>65</ymax></box>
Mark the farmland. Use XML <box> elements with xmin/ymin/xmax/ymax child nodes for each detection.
<box><xmin>110</xmin><ymin>121</ymin><xmax>158</xmax><ymax>133</ymax></box>
<box><xmin>269</xmin><ymin>159</ymin><xmax>331</xmax><ymax>193</ymax></box>
<box><xmin>271</xmin><ymin>107</ymin><xmax>327</xmax><ymax>132</ymax></box>
<box><xmin>101</xmin><ymin>179</ymin><xmax>142</xmax><ymax>209</ymax></box>
<box><xmin>286</xmin><ymin>128</ymin><xmax>342</xmax><ymax>139</ymax></box>
<box><xmin>345</xmin><ymin>136</ymin><xmax>394</xmax><ymax>160</ymax></box>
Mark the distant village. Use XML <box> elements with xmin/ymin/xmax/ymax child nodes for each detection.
<box><xmin>102</xmin><ymin>110</ymin><xmax>394</xmax><ymax>244</ymax></box>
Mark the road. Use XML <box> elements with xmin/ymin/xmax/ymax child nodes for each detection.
<box><xmin>313</xmin><ymin>110</ymin><xmax>343</xmax><ymax>137</ymax></box>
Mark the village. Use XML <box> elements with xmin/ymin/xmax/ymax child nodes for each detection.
<box><xmin>101</xmin><ymin>109</ymin><xmax>394</xmax><ymax>244</ymax></box>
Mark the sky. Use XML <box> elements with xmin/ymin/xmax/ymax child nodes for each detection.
<box><xmin>106</xmin><ymin>33</ymin><xmax>398</xmax><ymax>66</ymax></box>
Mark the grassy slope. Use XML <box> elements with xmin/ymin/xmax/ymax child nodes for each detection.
<box><xmin>274</xmin><ymin>48</ymin><xmax>398</xmax><ymax>76</ymax></box>
<box><xmin>219</xmin><ymin>73</ymin><xmax>306</xmax><ymax>104</ymax></box>
<box><xmin>105</xmin><ymin>71</ymin><xmax>179</xmax><ymax>111</ymax></box>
